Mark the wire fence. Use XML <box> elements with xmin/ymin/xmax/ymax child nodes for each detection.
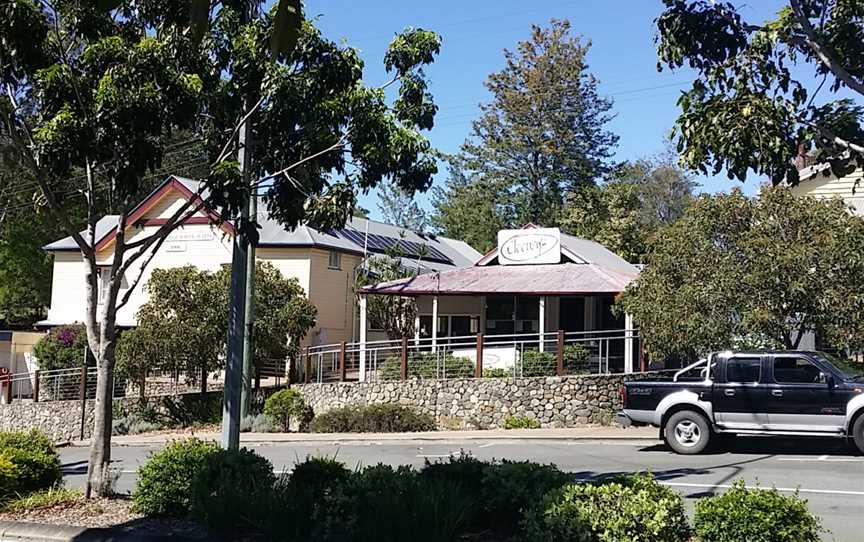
<box><xmin>303</xmin><ymin>329</ymin><xmax>641</xmax><ymax>383</ymax></box>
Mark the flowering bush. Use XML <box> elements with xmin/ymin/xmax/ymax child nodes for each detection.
<box><xmin>32</xmin><ymin>325</ymin><xmax>88</xmax><ymax>371</ymax></box>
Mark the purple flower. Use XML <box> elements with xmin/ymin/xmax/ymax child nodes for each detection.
<box><xmin>55</xmin><ymin>327</ymin><xmax>79</xmax><ymax>348</ymax></box>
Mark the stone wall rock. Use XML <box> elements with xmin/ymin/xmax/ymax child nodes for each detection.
<box><xmin>296</xmin><ymin>373</ymin><xmax>643</xmax><ymax>429</ymax></box>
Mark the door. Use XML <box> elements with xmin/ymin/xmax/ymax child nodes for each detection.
<box><xmin>713</xmin><ymin>356</ymin><xmax>771</xmax><ymax>430</ymax></box>
<box><xmin>765</xmin><ymin>355</ymin><xmax>845</xmax><ymax>433</ymax></box>
<box><xmin>559</xmin><ymin>297</ymin><xmax>585</xmax><ymax>332</ymax></box>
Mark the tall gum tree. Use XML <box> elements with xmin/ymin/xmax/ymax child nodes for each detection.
<box><xmin>655</xmin><ymin>0</ymin><xmax>864</xmax><ymax>184</ymax></box>
<box><xmin>0</xmin><ymin>0</ymin><xmax>440</xmax><ymax>495</ymax></box>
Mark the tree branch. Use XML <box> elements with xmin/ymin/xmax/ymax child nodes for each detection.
<box><xmin>255</xmin><ymin>132</ymin><xmax>350</xmax><ymax>188</ymax></box>
<box><xmin>789</xmin><ymin>0</ymin><xmax>864</xmax><ymax>98</ymax></box>
<box><xmin>212</xmin><ymin>94</ymin><xmax>267</xmax><ymax>167</ymax></box>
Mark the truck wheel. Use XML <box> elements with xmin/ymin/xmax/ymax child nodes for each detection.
<box><xmin>852</xmin><ymin>415</ymin><xmax>864</xmax><ymax>454</ymax></box>
<box><xmin>665</xmin><ymin>410</ymin><xmax>711</xmax><ymax>455</ymax></box>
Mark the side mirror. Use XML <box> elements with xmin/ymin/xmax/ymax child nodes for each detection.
<box><xmin>821</xmin><ymin>372</ymin><xmax>836</xmax><ymax>388</ymax></box>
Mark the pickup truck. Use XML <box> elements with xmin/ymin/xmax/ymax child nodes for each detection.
<box><xmin>618</xmin><ymin>350</ymin><xmax>864</xmax><ymax>454</ymax></box>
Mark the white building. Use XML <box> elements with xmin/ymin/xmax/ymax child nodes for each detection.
<box><xmin>42</xmin><ymin>176</ymin><xmax>480</xmax><ymax>346</ymax></box>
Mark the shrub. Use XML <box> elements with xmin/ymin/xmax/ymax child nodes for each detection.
<box><xmin>0</xmin><ymin>455</ymin><xmax>18</xmax><ymax>501</ymax></box>
<box><xmin>240</xmin><ymin>413</ymin><xmax>280</xmax><ymax>433</ymax></box>
<box><xmin>0</xmin><ymin>430</ymin><xmax>62</xmax><ymax>495</ymax></box>
<box><xmin>269</xmin><ymin>456</ymin><xmax>353</xmax><ymax>541</ymax></box>
<box><xmin>481</xmin><ymin>460</ymin><xmax>572</xmax><ymax>535</ymax></box>
<box><xmin>522</xmin><ymin>475</ymin><xmax>690</xmax><ymax>542</ymax></box>
<box><xmin>503</xmin><ymin>415</ymin><xmax>541</xmax><ymax>429</ymax></box>
<box><xmin>379</xmin><ymin>353</ymin><xmax>474</xmax><ymax>380</ymax></box>
<box><xmin>694</xmin><ymin>481</ymin><xmax>822</xmax><ymax>542</ymax></box>
<box><xmin>309</xmin><ymin>403</ymin><xmax>435</xmax><ymax>433</ymax></box>
<box><xmin>1</xmin><ymin>487</ymin><xmax>80</xmax><ymax>513</ymax></box>
<box><xmin>521</xmin><ymin>344</ymin><xmax>590</xmax><ymax>377</ymax></box>
<box><xmin>483</xmin><ymin>367</ymin><xmax>511</xmax><ymax>378</ymax></box>
<box><xmin>191</xmin><ymin>447</ymin><xmax>276</xmax><ymax>535</ymax></box>
<box><xmin>32</xmin><ymin>325</ymin><xmax>88</xmax><ymax>371</ymax></box>
<box><xmin>133</xmin><ymin>438</ymin><xmax>219</xmax><ymax>517</ymax></box>
<box><xmin>264</xmin><ymin>389</ymin><xmax>309</xmax><ymax>432</ymax></box>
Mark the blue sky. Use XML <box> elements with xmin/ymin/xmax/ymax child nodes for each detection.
<box><xmin>304</xmin><ymin>0</ymin><xmax>794</xmax><ymax>220</ymax></box>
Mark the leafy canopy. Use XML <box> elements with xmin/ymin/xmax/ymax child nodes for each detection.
<box><xmin>656</xmin><ymin>0</ymin><xmax>864</xmax><ymax>185</ymax></box>
<box><xmin>620</xmin><ymin>187</ymin><xmax>864</xmax><ymax>360</ymax></box>
<box><xmin>452</xmin><ymin>19</ymin><xmax>617</xmax><ymax>228</ymax></box>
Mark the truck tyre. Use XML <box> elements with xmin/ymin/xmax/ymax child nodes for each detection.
<box><xmin>852</xmin><ymin>415</ymin><xmax>864</xmax><ymax>454</ymax></box>
<box><xmin>665</xmin><ymin>410</ymin><xmax>711</xmax><ymax>455</ymax></box>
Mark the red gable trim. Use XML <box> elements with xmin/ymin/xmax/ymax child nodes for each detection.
<box><xmin>94</xmin><ymin>177</ymin><xmax>233</xmax><ymax>252</ymax></box>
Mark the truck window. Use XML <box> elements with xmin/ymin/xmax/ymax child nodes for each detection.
<box><xmin>773</xmin><ymin>357</ymin><xmax>822</xmax><ymax>384</ymax></box>
<box><xmin>726</xmin><ymin>357</ymin><xmax>761</xmax><ymax>383</ymax></box>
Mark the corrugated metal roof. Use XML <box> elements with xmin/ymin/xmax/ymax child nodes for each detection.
<box><xmin>44</xmin><ymin>177</ymin><xmax>482</xmax><ymax>268</ymax></box>
<box><xmin>363</xmin><ymin>263</ymin><xmax>638</xmax><ymax>296</ymax></box>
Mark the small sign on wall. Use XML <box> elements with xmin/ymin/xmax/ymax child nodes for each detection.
<box><xmin>497</xmin><ymin>228</ymin><xmax>561</xmax><ymax>265</ymax></box>
<box><xmin>166</xmin><ymin>242</ymin><xmax>187</xmax><ymax>253</ymax></box>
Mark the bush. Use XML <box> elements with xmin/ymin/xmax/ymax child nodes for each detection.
<box><xmin>309</xmin><ymin>403</ymin><xmax>435</xmax><ymax>433</ymax></box>
<box><xmin>483</xmin><ymin>367</ymin><xmax>511</xmax><ymax>378</ymax></box>
<box><xmin>0</xmin><ymin>430</ymin><xmax>62</xmax><ymax>495</ymax></box>
<box><xmin>481</xmin><ymin>460</ymin><xmax>572</xmax><ymax>535</ymax></box>
<box><xmin>379</xmin><ymin>353</ymin><xmax>474</xmax><ymax>380</ymax></box>
<box><xmin>694</xmin><ymin>481</ymin><xmax>822</xmax><ymax>542</ymax></box>
<box><xmin>522</xmin><ymin>474</ymin><xmax>690</xmax><ymax>542</ymax></box>
<box><xmin>264</xmin><ymin>389</ymin><xmax>309</xmax><ymax>432</ymax></box>
<box><xmin>133</xmin><ymin>438</ymin><xmax>219</xmax><ymax>517</ymax></box>
<box><xmin>0</xmin><ymin>455</ymin><xmax>18</xmax><ymax>501</ymax></box>
<box><xmin>504</xmin><ymin>415</ymin><xmax>541</xmax><ymax>429</ymax></box>
<box><xmin>191</xmin><ymin>447</ymin><xmax>276</xmax><ymax>535</ymax></box>
<box><xmin>521</xmin><ymin>344</ymin><xmax>590</xmax><ymax>377</ymax></box>
<box><xmin>33</xmin><ymin>325</ymin><xmax>88</xmax><ymax>371</ymax></box>
<box><xmin>270</xmin><ymin>456</ymin><xmax>353</xmax><ymax>541</ymax></box>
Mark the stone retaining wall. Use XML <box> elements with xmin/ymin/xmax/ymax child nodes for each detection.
<box><xmin>296</xmin><ymin>374</ymin><xmax>642</xmax><ymax>429</ymax></box>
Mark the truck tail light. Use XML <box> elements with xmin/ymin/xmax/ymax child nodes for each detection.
<box><xmin>619</xmin><ymin>385</ymin><xmax>627</xmax><ymax>407</ymax></box>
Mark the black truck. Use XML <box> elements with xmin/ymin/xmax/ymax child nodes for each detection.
<box><xmin>618</xmin><ymin>350</ymin><xmax>864</xmax><ymax>454</ymax></box>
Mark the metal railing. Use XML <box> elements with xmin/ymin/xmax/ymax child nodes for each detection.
<box><xmin>303</xmin><ymin>328</ymin><xmax>641</xmax><ymax>383</ymax></box>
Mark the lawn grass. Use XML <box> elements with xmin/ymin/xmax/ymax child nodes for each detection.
<box><xmin>0</xmin><ymin>487</ymin><xmax>82</xmax><ymax>513</ymax></box>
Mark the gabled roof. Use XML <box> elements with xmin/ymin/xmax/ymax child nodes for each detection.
<box><xmin>44</xmin><ymin>176</ymin><xmax>481</xmax><ymax>268</ymax></box>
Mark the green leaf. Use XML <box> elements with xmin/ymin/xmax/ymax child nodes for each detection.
<box><xmin>188</xmin><ymin>0</ymin><xmax>211</xmax><ymax>46</ymax></box>
<box><xmin>270</xmin><ymin>0</ymin><xmax>303</xmax><ymax>58</ymax></box>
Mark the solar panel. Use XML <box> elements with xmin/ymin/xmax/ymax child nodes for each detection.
<box><xmin>335</xmin><ymin>228</ymin><xmax>453</xmax><ymax>264</ymax></box>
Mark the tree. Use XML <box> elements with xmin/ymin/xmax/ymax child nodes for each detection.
<box><xmin>377</xmin><ymin>180</ymin><xmax>428</xmax><ymax>231</ymax></box>
<box><xmin>430</xmin><ymin>156</ymin><xmax>509</xmax><ymax>253</ymax></box>
<box><xmin>457</xmin><ymin>19</ymin><xmax>618</xmax><ymax>226</ymax></box>
<box><xmin>655</xmin><ymin>0</ymin><xmax>864</xmax><ymax>185</ymax></box>
<box><xmin>0</xmin><ymin>1</ymin><xmax>440</xmax><ymax>494</ymax></box>
<box><xmin>561</xmin><ymin>150</ymin><xmax>696</xmax><ymax>263</ymax></box>
<box><xmin>355</xmin><ymin>251</ymin><xmax>417</xmax><ymax>340</ymax></box>
<box><xmin>561</xmin><ymin>183</ymin><xmax>646</xmax><ymax>263</ymax></box>
<box><xmin>619</xmin><ymin>187</ymin><xmax>864</xmax><ymax>361</ymax></box>
<box><xmin>214</xmin><ymin>262</ymin><xmax>317</xmax><ymax>373</ymax></box>
<box><xmin>610</xmin><ymin>149</ymin><xmax>697</xmax><ymax>226</ymax></box>
<box><xmin>117</xmin><ymin>262</ymin><xmax>317</xmax><ymax>393</ymax></box>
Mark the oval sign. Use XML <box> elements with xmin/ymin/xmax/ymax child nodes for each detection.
<box><xmin>497</xmin><ymin>229</ymin><xmax>561</xmax><ymax>265</ymax></box>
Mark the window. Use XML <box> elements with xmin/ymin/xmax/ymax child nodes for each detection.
<box><xmin>773</xmin><ymin>357</ymin><xmax>823</xmax><ymax>384</ymax></box>
<box><xmin>328</xmin><ymin>250</ymin><xmax>341</xmax><ymax>270</ymax></box>
<box><xmin>726</xmin><ymin>357</ymin><xmax>761</xmax><ymax>384</ymax></box>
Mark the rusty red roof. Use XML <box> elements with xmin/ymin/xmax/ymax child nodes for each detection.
<box><xmin>362</xmin><ymin>263</ymin><xmax>638</xmax><ymax>296</ymax></box>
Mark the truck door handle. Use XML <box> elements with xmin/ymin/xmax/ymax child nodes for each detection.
<box><xmin>724</xmin><ymin>389</ymin><xmax>735</xmax><ymax>396</ymax></box>
<box><xmin>771</xmin><ymin>390</ymin><xmax>783</xmax><ymax>397</ymax></box>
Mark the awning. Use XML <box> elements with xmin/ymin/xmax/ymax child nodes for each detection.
<box><xmin>362</xmin><ymin>263</ymin><xmax>638</xmax><ymax>296</ymax></box>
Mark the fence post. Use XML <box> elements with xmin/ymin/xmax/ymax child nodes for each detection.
<box><xmin>339</xmin><ymin>341</ymin><xmax>347</xmax><ymax>382</ymax></box>
<box><xmin>304</xmin><ymin>347</ymin><xmax>311</xmax><ymax>384</ymax></box>
<box><xmin>200</xmin><ymin>365</ymin><xmax>207</xmax><ymax>394</ymax></box>
<box><xmin>400</xmin><ymin>337</ymin><xmax>408</xmax><ymax>380</ymax></box>
<box><xmin>475</xmin><ymin>333</ymin><xmax>484</xmax><ymax>378</ymax></box>
<box><xmin>556</xmin><ymin>330</ymin><xmax>565</xmax><ymax>377</ymax></box>
<box><xmin>79</xmin><ymin>363</ymin><xmax>88</xmax><ymax>441</ymax></box>
<box><xmin>33</xmin><ymin>370</ymin><xmax>40</xmax><ymax>403</ymax></box>
<box><xmin>255</xmin><ymin>367</ymin><xmax>261</xmax><ymax>390</ymax></box>
<box><xmin>4</xmin><ymin>377</ymin><xmax>11</xmax><ymax>404</ymax></box>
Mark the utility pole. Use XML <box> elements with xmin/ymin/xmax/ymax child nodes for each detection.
<box><xmin>222</xmin><ymin>3</ymin><xmax>257</xmax><ymax>451</ymax></box>
<box><xmin>240</xmin><ymin>190</ymin><xmax>257</xmax><ymax>419</ymax></box>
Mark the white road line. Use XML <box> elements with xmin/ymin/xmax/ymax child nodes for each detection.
<box><xmin>476</xmin><ymin>443</ymin><xmax>496</xmax><ymax>448</ymax></box>
<box><xmin>416</xmin><ymin>454</ymin><xmax>453</xmax><ymax>458</ymax></box>
<box><xmin>777</xmin><ymin>457</ymin><xmax>863</xmax><ymax>462</ymax></box>
<box><xmin>658</xmin><ymin>481</ymin><xmax>864</xmax><ymax>497</ymax></box>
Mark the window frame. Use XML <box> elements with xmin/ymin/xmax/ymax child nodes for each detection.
<box><xmin>771</xmin><ymin>355</ymin><xmax>826</xmax><ymax>386</ymax></box>
<box><xmin>328</xmin><ymin>249</ymin><xmax>342</xmax><ymax>270</ymax></box>
<box><xmin>724</xmin><ymin>356</ymin><xmax>763</xmax><ymax>385</ymax></box>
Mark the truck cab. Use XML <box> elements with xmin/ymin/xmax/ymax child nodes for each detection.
<box><xmin>619</xmin><ymin>350</ymin><xmax>864</xmax><ymax>454</ymax></box>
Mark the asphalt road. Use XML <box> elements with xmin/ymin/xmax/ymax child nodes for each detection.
<box><xmin>60</xmin><ymin>436</ymin><xmax>864</xmax><ymax>541</ymax></box>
